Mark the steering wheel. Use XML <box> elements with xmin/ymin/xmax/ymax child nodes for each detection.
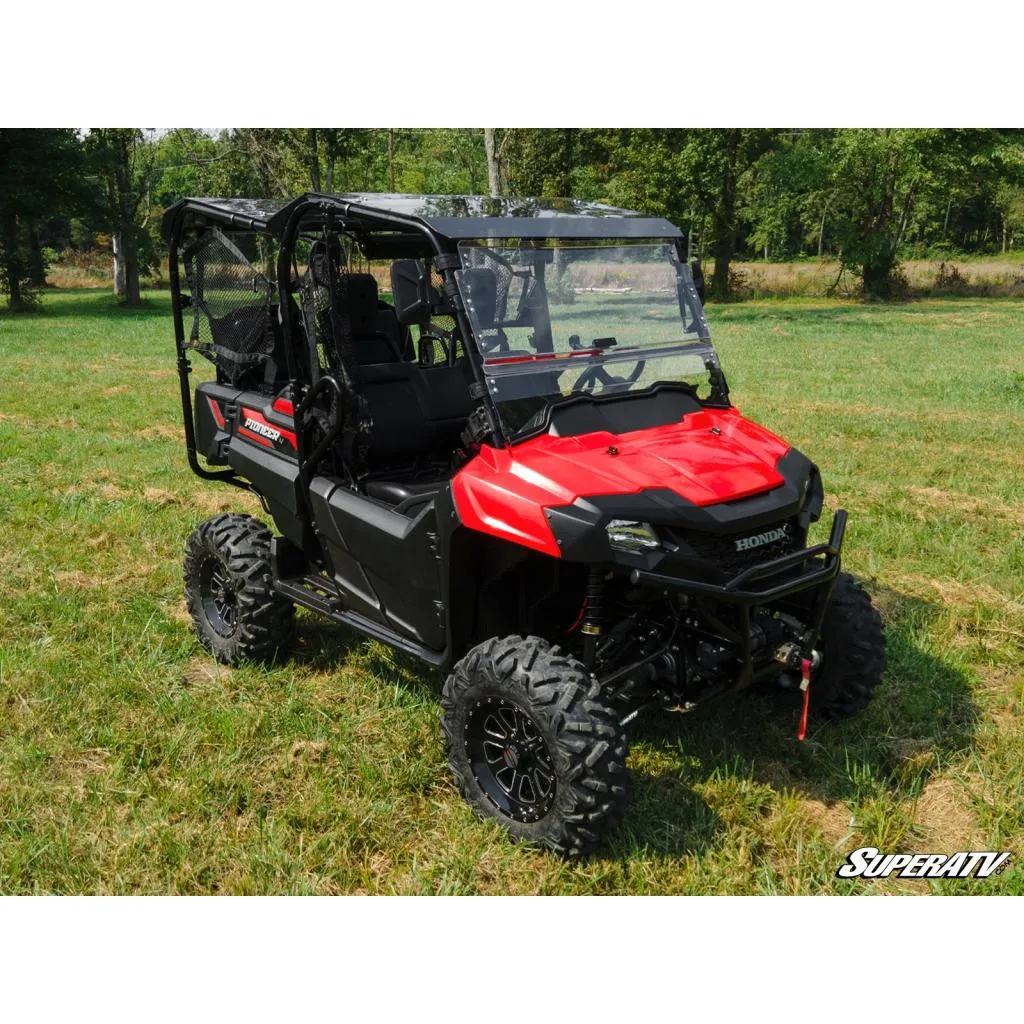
<box><xmin>572</xmin><ymin>359</ymin><xmax>646</xmax><ymax>394</ymax></box>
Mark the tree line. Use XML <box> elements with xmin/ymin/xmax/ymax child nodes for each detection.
<box><xmin>2</xmin><ymin>127</ymin><xmax>1023</xmax><ymax>311</ymax></box>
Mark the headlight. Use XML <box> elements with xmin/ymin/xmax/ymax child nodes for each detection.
<box><xmin>606</xmin><ymin>520</ymin><xmax>660</xmax><ymax>553</ymax></box>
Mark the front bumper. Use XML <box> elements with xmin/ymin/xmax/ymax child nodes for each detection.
<box><xmin>627</xmin><ymin>510</ymin><xmax>846</xmax><ymax>689</ymax></box>
<box><xmin>629</xmin><ymin>509</ymin><xmax>846</xmax><ymax>606</ymax></box>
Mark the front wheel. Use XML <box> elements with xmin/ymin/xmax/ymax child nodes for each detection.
<box><xmin>808</xmin><ymin>571</ymin><xmax>886</xmax><ymax>718</ymax></box>
<box><xmin>441</xmin><ymin>635</ymin><xmax>628</xmax><ymax>857</ymax></box>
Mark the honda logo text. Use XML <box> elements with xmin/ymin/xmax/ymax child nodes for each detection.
<box><xmin>735</xmin><ymin>525</ymin><xmax>789</xmax><ymax>552</ymax></box>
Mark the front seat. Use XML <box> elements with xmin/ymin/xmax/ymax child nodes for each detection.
<box><xmin>340</xmin><ymin>272</ymin><xmax>406</xmax><ymax>364</ymax></box>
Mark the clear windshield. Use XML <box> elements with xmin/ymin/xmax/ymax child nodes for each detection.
<box><xmin>456</xmin><ymin>241</ymin><xmax>716</xmax><ymax>435</ymax></box>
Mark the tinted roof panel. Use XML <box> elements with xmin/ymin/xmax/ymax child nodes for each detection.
<box><xmin>164</xmin><ymin>193</ymin><xmax>680</xmax><ymax>242</ymax></box>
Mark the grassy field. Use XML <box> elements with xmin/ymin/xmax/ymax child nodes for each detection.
<box><xmin>1</xmin><ymin>290</ymin><xmax>1022</xmax><ymax>894</ymax></box>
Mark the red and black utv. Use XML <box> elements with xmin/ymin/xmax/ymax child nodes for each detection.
<box><xmin>163</xmin><ymin>193</ymin><xmax>885</xmax><ymax>855</ymax></box>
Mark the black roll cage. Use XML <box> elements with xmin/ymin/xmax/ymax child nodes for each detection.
<box><xmin>163</xmin><ymin>194</ymin><xmax>842</xmax><ymax>689</ymax></box>
<box><xmin>165</xmin><ymin>192</ymin><xmax>695</xmax><ymax>491</ymax></box>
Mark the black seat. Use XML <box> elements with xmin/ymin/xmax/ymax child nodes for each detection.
<box><xmin>340</xmin><ymin>273</ymin><xmax>405</xmax><ymax>364</ymax></box>
<box><xmin>376</xmin><ymin>304</ymin><xmax>413</xmax><ymax>361</ymax></box>
<box><xmin>359</xmin><ymin>359</ymin><xmax>473</xmax><ymax>461</ymax></box>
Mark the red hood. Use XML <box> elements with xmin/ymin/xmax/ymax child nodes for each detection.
<box><xmin>452</xmin><ymin>406</ymin><xmax>791</xmax><ymax>557</ymax></box>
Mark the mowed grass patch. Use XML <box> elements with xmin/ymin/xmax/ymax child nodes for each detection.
<box><xmin>0</xmin><ymin>289</ymin><xmax>1022</xmax><ymax>894</ymax></box>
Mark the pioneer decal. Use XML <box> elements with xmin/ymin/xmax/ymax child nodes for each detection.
<box><xmin>243</xmin><ymin>417</ymin><xmax>281</xmax><ymax>442</ymax></box>
<box><xmin>238</xmin><ymin>408</ymin><xmax>298</xmax><ymax>450</ymax></box>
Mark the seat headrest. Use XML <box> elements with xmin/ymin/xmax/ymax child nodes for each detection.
<box><xmin>460</xmin><ymin>267</ymin><xmax>498</xmax><ymax>329</ymax></box>
<box><xmin>340</xmin><ymin>273</ymin><xmax>379</xmax><ymax>336</ymax></box>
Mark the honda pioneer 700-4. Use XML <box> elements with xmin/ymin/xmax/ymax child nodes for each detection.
<box><xmin>162</xmin><ymin>193</ymin><xmax>885</xmax><ymax>855</ymax></box>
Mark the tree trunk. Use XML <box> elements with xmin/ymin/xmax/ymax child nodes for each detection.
<box><xmin>709</xmin><ymin>133</ymin><xmax>741</xmax><ymax>301</ymax></box>
<box><xmin>862</xmin><ymin>256</ymin><xmax>894</xmax><ymax>299</ymax></box>
<box><xmin>484</xmin><ymin>129</ymin><xmax>501</xmax><ymax>198</ymax></box>
<box><xmin>308</xmin><ymin>129</ymin><xmax>321</xmax><ymax>192</ymax></box>
<box><xmin>710</xmin><ymin>182</ymin><xmax>738</xmax><ymax>300</ymax></box>
<box><xmin>124</xmin><ymin>262</ymin><xmax>141</xmax><ymax>305</ymax></box>
<box><xmin>26</xmin><ymin>223</ymin><xmax>46</xmax><ymax>287</ymax></box>
<box><xmin>1</xmin><ymin>212</ymin><xmax>24</xmax><ymax>312</ymax></box>
<box><xmin>112</xmin><ymin>232</ymin><xmax>126</xmax><ymax>297</ymax></box>
<box><xmin>387</xmin><ymin>129</ymin><xmax>396</xmax><ymax>192</ymax></box>
<box><xmin>120</xmin><ymin>230</ymin><xmax>142</xmax><ymax>306</ymax></box>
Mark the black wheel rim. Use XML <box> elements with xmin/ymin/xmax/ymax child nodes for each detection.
<box><xmin>199</xmin><ymin>556</ymin><xmax>238</xmax><ymax>637</ymax></box>
<box><xmin>464</xmin><ymin>696</ymin><xmax>556</xmax><ymax>823</ymax></box>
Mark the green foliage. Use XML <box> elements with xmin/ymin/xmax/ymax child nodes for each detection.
<box><xmin>0</xmin><ymin>129</ymin><xmax>86</xmax><ymax>311</ymax></box>
<box><xmin>83</xmin><ymin>129</ymin><xmax>163</xmax><ymax>304</ymax></box>
<box><xmin>7</xmin><ymin>128</ymin><xmax>1024</xmax><ymax>310</ymax></box>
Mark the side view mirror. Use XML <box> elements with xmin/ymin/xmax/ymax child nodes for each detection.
<box><xmin>691</xmin><ymin>260</ymin><xmax>706</xmax><ymax>304</ymax></box>
<box><xmin>391</xmin><ymin>259</ymin><xmax>429</xmax><ymax>325</ymax></box>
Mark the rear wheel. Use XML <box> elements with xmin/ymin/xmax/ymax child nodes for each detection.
<box><xmin>183</xmin><ymin>513</ymin><xmax>294</xmax><ymax>665</ymax></box>
<box><xmin>808</xmin><ymin>571</ymin><xmax>886</xmax><ymax>718</ymax></box>
<box><xmin>441</xmin><ymin>635</ymin><xmax>629</xmax><ymax>857</ymax></box>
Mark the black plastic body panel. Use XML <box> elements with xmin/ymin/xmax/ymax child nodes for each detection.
<box><xmin>309</xmin><ymin>476</ymin><xmax>446</xmax><ymax>650</ymax></box>
<box><xmin>517</xmin><ymin>383</ymin><xmax>705</xmax><ymax>442</ymax></box>
<box><xmin>227</xmin><ymin>438</ymin><xmax>306</xmax><ymax>548</ymax></box>
<box><xmin>194</xmin><ymin>382</ymin><xmax>242</xmax><ymax>465</ymax></box>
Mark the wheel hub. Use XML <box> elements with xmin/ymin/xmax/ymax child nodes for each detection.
<box><xmin>200</xmin><ymin>557</ymin><xmax>238</xmax><ymax>638</ymax></box>
<box><xmin>464</xmin><ymin>696</ymin><xmax>556</xmax><ymax>823</ymax></box>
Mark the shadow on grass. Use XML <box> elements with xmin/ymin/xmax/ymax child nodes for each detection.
<box><xmin>632</xmin><ymin>587</ymin><xmax>977</xmax><ymax>814</ymax></box>
<box><xmin>33</xmin><ymin>293</ymin><xmax>170</xmax><ymax>320</ymax></box>
<box><xmin>0</xmin><ymin>290</ymin><xmax>169</xmax><ymax>321</ymax></box>
<box><xmin>290</xmin><ymin>615</ymin><xmax>723</xmax><ymax>859</ymax></box>
<box><xmin>285</xmin><ymin>587</ymin><xmax>974</xmax><ymax>861</ymax></box>
<box><xmin>289</xmin><ymin>615</ymin><xmax>445</xmax><ymax>690</ymax></box>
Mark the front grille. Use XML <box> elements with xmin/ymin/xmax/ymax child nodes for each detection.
<box><xmin>669</xmin><ymin>519</ymin><xmax>797</xmax><ymax>577</ymax></box>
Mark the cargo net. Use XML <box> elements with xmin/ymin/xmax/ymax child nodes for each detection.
<box><xmin>426</xmin><ymin>264</ymin><xmax>459</xmax><ymax>360</ymax></box>
<box><xmin>299</xmin><ymin>238</ymin><xmax>350</xmax><ymax>379</ymax></box>
<box><xmin>181</xmin><ymin>229</ymin><xmax>276</xmax><ymax>388</ymax></box>
<box><xmin>298</xmin><ymin>238</ymin><xmax>371</xmax><ymax>473</ymax></box>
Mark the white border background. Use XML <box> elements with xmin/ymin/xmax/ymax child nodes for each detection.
<box><xmin>4</xmin><ymin>0</ymin><xmax>1021</xmax><ymax>125</ymax></box>
<box><xmin>1</xmin><ymin>0</ymin><xmax>1019</xmax><ymax>1010</ymax></box>
<box><xmin>1</xmin><ymin>895</ymin><xmax>1018</xmax><ymax>1017</ymax></box>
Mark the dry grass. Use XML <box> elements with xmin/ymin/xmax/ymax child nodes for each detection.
<box><xmin>729</xmin><ymin>257</ymin><xmax>1024</xmax><ymax>298</ymax></box>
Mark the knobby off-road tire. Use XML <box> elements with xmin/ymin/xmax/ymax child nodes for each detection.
<box><xmin>183</xmin><ymin>513</ymin><xmax>294</xmax><ymax>666</ymax></box>
<box><xmin>810</xmin><ymin>571</ymin><xmax>886</xmax><ymax>718</ymax></box>
<box><xmin>441</xmin><ymin>635</ymin><xmax>628</xmax><ymax>857</ymax></box>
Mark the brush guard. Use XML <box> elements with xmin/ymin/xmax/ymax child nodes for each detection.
<box><xmin>627</xmin><ymin>509</ymin><xmax>847</xmax><ymax>688</ymax></box>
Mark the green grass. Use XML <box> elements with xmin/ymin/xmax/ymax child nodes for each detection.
<box><xmin>1</xmin><ymin>289</ymin><xmax>1022</xmax><ymax>894</ymax></box>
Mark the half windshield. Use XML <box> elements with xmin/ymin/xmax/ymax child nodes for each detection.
<box><xmin>455</xmin><ymin>241</ymin><xmax>716</xmax><ymax>436</ymax></box>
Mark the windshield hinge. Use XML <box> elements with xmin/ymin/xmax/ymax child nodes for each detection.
<box><xmin>460</xmin><ymin>406</ymin><xmax>492</xmax><ymax>449</ymax></box>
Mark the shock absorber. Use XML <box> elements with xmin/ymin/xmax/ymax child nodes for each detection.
<box><xmin>582</xmin><ymin>568</ymin><xmax>604</xmax><ymax>669</ymax></box>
